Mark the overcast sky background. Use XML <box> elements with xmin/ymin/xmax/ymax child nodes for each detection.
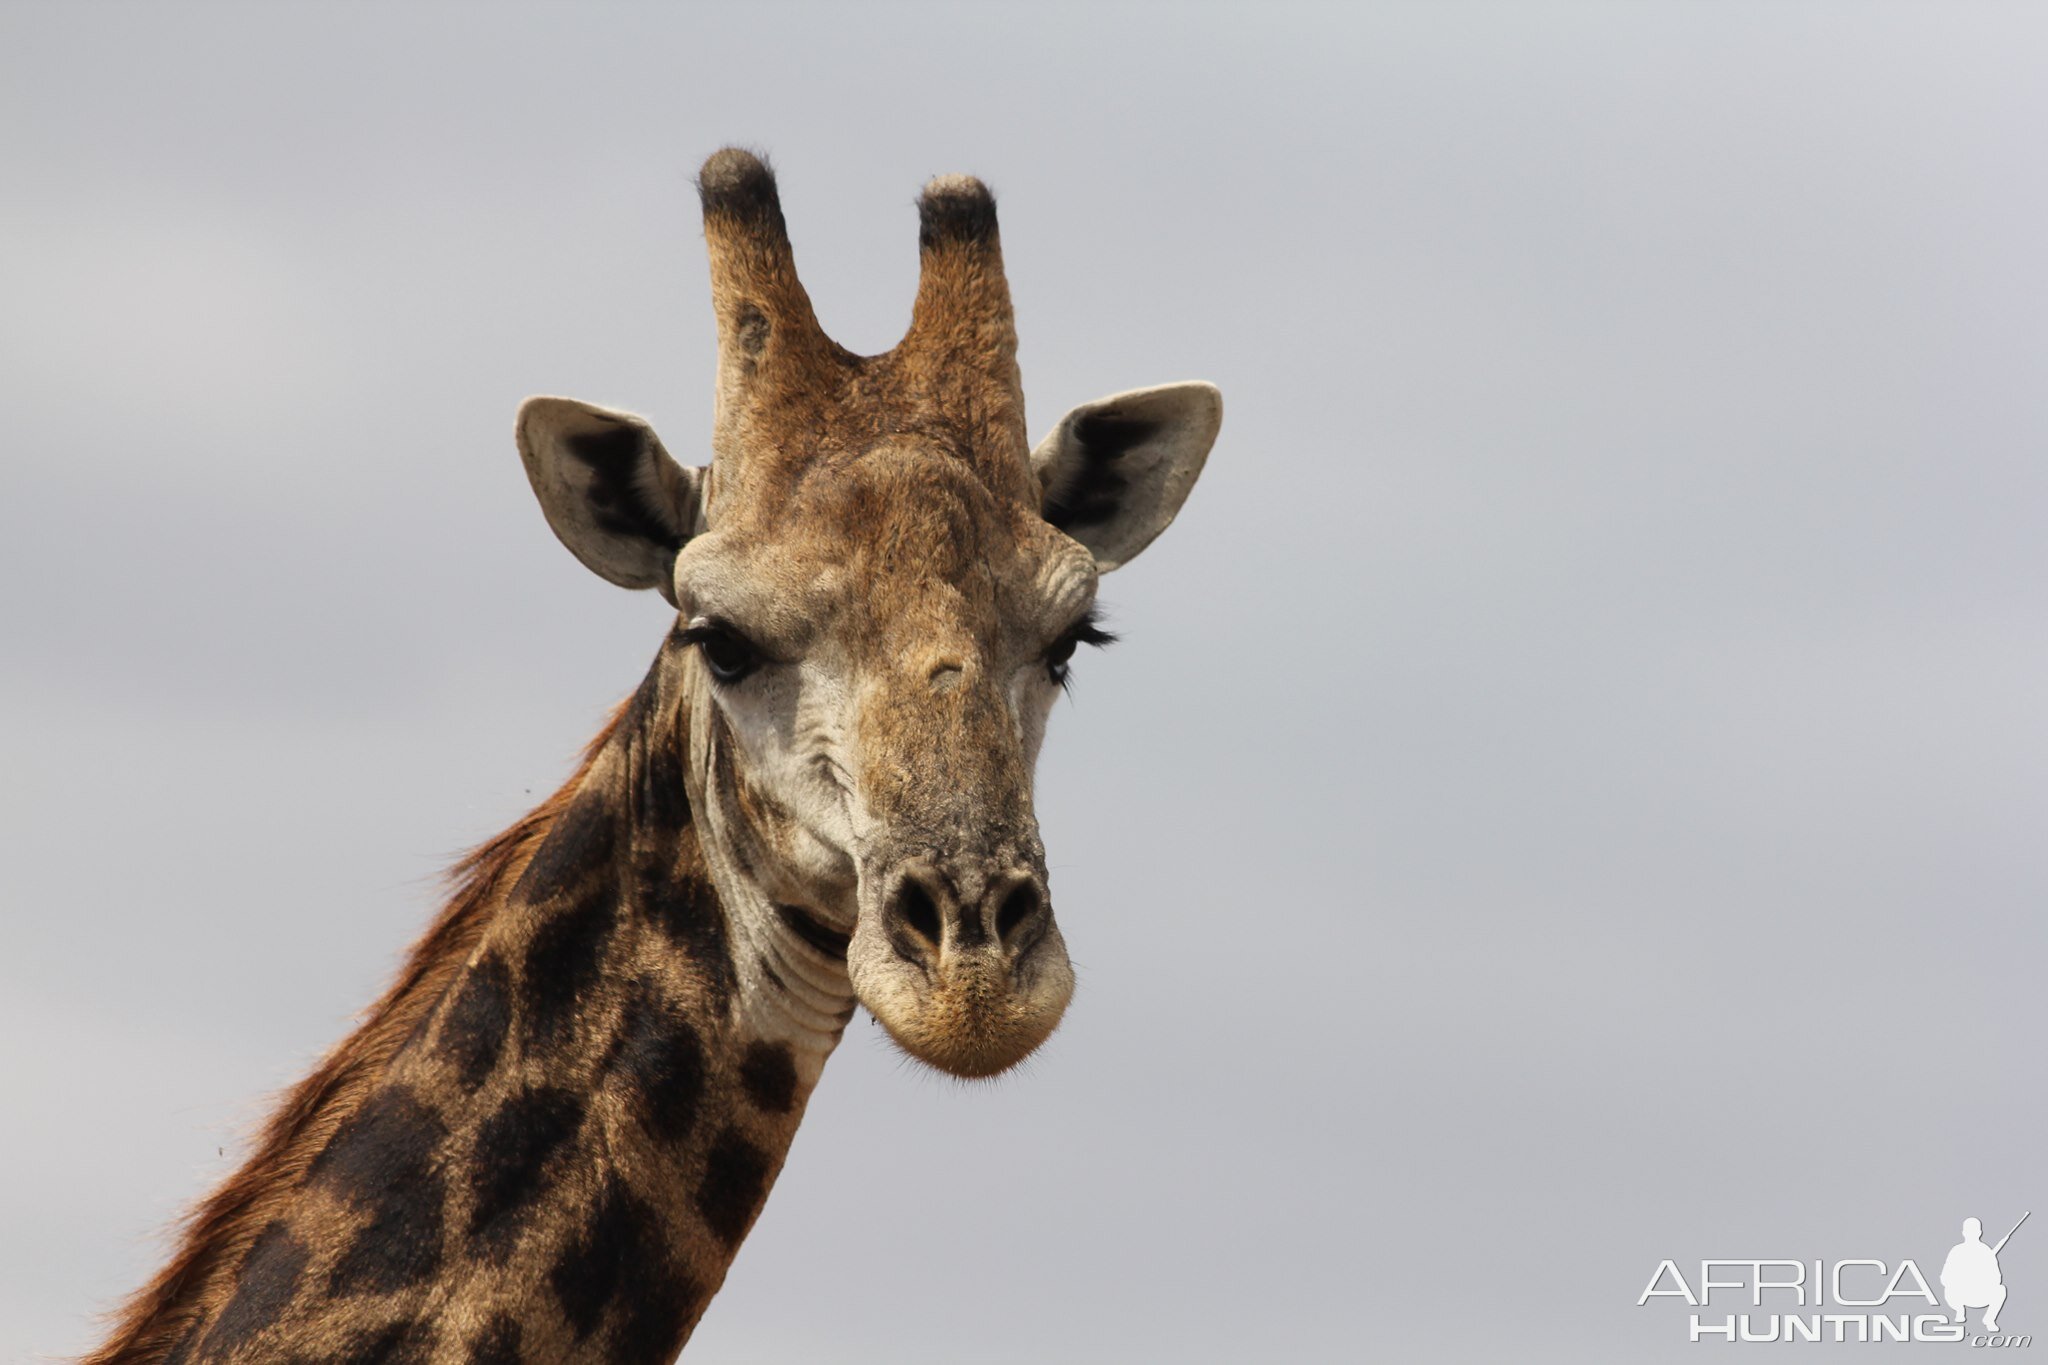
<box><xmin>3</xmin><ymin>4</ymin><xmax>2044</xmax><ymax>1361</ymax></box>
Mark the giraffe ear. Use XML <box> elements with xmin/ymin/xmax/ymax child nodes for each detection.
<box><xmin>1030</xmin><ymin>382</ymin><xmax>1222</xmax><ymax>572</ymax></box>
<box><xmin>516</xmin><ymin>396</ymin><xmax>705</xmax><ymax>604</ymax></box>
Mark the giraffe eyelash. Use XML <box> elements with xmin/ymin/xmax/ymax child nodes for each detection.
<box><xmin>1044</xmin><ymin>607</ymin><xmax>1116</xmax><ymax>690</ymax></box>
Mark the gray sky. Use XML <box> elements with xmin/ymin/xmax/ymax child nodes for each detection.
<box><xmin>3</xmin><ymin>3</ymin><xmax>2043</xmax><ymax>1361</ymax></box>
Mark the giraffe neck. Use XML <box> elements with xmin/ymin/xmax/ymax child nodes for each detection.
<box><xmin>92</xmin><ymin>640</ymin><xmax>854</xmax><ymax>1364</ymax></box>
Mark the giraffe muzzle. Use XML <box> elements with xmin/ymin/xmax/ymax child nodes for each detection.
<box><xmin>845</xmin><ymin>859</ymin><xmax>1075</xmax><ymax>1078</ymax></box>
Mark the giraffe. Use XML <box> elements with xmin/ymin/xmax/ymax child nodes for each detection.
<box><xmin>85</xmin><ymin>147</ymin><xmax>1222</xmax><ymax>1364</ymax></box>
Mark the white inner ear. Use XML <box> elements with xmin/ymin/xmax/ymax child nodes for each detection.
<box><xmin>1030</xmin><ymin>381</ymin><xmax>1222</xmax><ymax>572</ymax></box>
<box><xmin>516</xmin><ymin>396</ymin><xmax>705</xmax><ymax>600</ymax></box>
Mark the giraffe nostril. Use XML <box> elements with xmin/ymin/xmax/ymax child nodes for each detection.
<box><xmin>995</xmin><ymin>881</ymin><xmax>1042</xmax><ymax>946</ymax></box>
<box><xmin>893</xmin><ymin>878</ymin><xmax>943</xmax><ymax>948</ymax></box>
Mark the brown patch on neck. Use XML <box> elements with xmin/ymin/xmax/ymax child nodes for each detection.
<box><xmin>83</xmin><ymin>702</ymin><xmax>643</xmax><ymax>1365</ymax></box>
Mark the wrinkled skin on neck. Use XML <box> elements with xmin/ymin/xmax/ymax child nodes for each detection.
<box><xmin>675</xmin><ymin>444</ymin><xmax>1089</xmax><ymax>1076</ymax></box>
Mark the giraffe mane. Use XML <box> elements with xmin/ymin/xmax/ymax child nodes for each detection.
<box><xmin>80</xmin><ymin>702</ymin><xmax>637</xmax><ymax>1365</ymax></box>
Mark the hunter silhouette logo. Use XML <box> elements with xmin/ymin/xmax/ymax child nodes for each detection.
<box><xmin>1945</xmin><ymin>1213</ymin><xmax>2028</xmax><ymax>1333</ymax></box>
<box><xmin>1639</xmin><ymin>1211</ymin><xmax>2032</xmax><ymax>1345</ymax></box>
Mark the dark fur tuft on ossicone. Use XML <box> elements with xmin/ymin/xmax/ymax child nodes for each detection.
<box><xmin>917</xmin><ymin>175</ymin><xmax>999</xmax><ymax>250</ymax></box>
<box><xmin>697</xmin><ymin>147</ymin><xmax>783</xmax><ymax>225</ymax></box>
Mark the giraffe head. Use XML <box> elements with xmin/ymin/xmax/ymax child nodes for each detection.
<box><xmin>515</xmin><ymin>150</ymin><xmax>1219</xmax><ymax>1078</ymax></box>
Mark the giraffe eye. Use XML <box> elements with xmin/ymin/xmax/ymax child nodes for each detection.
<box><xmin>680</xmin><ymin>620</ymin><xmax>761</xmax><ymax>684</ymax></box>
<box><xmin>1043</xmin><ymin>608</ymin><xmax>1116</xmax><ymax>687</ymax></box>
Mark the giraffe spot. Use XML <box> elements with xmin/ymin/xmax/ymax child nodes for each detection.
<box><xmin>325</xmin><ymin>1317</ymin><xmax>435</xmax><ymax>1365</ymax></box>
<box><xmin>734</xmin><ymin>303</ymin><xmax>771</xmax><ymax>358</ymax></box>
<box><xmin>550</xmin><ymin>1181</ymin><xmax>697</xmax><ymax>1350</ymax></box>
<box><xmin>326</xmin><ymin>1160</ymin><xmax>446</xmax><ymax>1298</ymax></box>
<box><xmin>695</xmin><ymin>1126</ymin><xmax>774</xmax><ymax>1250</ymax></box>
<box><xmin>603</xmin><ymin>981</ymin><xmax>707</xmax><ymax>1143</ymax></box>
<box><xmin>638</xmin><ymin>736</ymin><xmax>692</xmax><ymax>833</ymax></box>
<box><xmin>521</xmin><ymin>887</ymin><xmax>615</xmax><ymax>1048</ymax></box>
<box><xmin>436</xmin><ymin>952</ymin><xmax>512</xmax><ymax>1093</ymax></box>
<box><xmin>738</xmin><ymin>1040</ymin><xmax>798</xmax><ymax>1115</ymax></box>
<box><xmin>612</xmin><ymin>1287</ymin><xmax>696</xmax><ymax>1365</ymax></box>
<box><xmin>620</xmin><ymin>663</ymin><xmax>693</xmax><ymax>833</ymax></box>
<box><xmin>515</xmin><ymin>789</ymin><xmax>615</xmax><ymax>905</ymax></box>
<box><xmin>306</xmin><ymin>1090</ymin><xmax>448</xmax><ymax>1301</ymax></box>
<box><xmin>465</xmin><ymin>1314</ymin><xmax>522</xmax><ymax>1365</ymax></box>
<box><xmin>469</xmin><ymin>1086</ymin><xmax>586</xmax><ymax>1261</ymax></box>
<box><xmin>640</xmin><ymin>844</ymin><xmax>735</xmax><ymax>1016</ymax></box>
<box><xmin>309</xmin><ymin>1089</ymin><xmax>448</xmax><ymax>1204</ymax></box>
<box><xmin>200</xmin><ymin>1220</ymin><xmax>308</xmax><ymax>1354</ymax></box>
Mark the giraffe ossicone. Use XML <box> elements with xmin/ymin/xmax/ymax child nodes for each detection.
<box><xmin>89</xmin><ymin>147</ymin><xmax>1221</xmax><ymax>1364</ymax></box>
